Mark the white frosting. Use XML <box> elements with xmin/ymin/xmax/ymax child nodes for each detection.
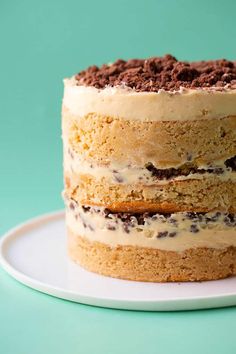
<box><xmin>65</xmin><ymin>205</ymin><xmax>236</xmax><ymax>252</ymax></box>
<box><xmin>63</xmin><ymin>77</ymin><xmax>236</xmax><ymax>122</ymax></box>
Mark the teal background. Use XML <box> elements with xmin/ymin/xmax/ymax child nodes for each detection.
<box><xmin>1</xmin><ymin>0</ymin><xmax>236</xmax><ymax>353</ymax></box>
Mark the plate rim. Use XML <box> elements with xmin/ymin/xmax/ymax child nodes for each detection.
<box><xmin>1</xmin><ymin>210</ymin><xmax>236</xmax><ymax>311</ymax></box>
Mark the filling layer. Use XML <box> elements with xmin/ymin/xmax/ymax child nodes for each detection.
<box><xmin>146</xmin><ymin>155</ymin><xmax>236</xmax><ymax>179</ymax></box>
<box><xmin>65</xmin><ymin>197</ymin><xmax>236</xmax><ymax>252</ymax></box>
<box><xmin>64</xmin><ymin>148</ymin><xmax>236</xmax><ymax>185</ymax></box>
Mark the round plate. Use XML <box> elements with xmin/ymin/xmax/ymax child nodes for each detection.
<box><xmin>0</xmin><ymin>211</ymin><xmax>236</xmax><ymax>311</ymax></box>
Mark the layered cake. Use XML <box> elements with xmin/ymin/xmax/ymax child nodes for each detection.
<box><xmin>62</xmin><ymin>55</ymin><xmax>236</xmax><ymax>282</ymax></box>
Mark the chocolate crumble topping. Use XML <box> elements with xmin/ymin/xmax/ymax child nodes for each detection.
<box><xmin>75</xmin><ymin>55</ymin><xmax>236</xmax><ymax>92</ymax></box>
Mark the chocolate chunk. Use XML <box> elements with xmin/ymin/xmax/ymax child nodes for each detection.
<box><xmin>75</xmin><ymin>55</ymin><xmax>236</xmax><ymax>92</ymax></box>
<box><xmin>169</xmin><ymin>232</ymin><xmax>177</xmax><ymax>237</ymax></box>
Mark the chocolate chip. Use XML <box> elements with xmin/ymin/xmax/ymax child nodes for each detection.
<box><xmin>209</xmin><ymin>212</ymin><xmax>221</xmax><ymax>222</ymax></box>
<box><xmin>82</xmin><ymin>206</ymin><xmax>90</xmax><ymax>213</ymax></box>
<box><xmin>157</xmin><ymin>231</ymin><xmax>168</xmax><ymax>238</ymax></box>
<box><xmin>214</xmin><ymin>167</ymin><xmax>224</xmax><ymax>175</ymax></box>
<box><xmin>186</xmin><ymin>152</ymin><xmax>192</xmax><ymax>161</ymax></box>
<box><xmin>185</xmin><ymin>212</ymin><xmax>198</xmax><ymax>220</ymax></box>
<box><xmin>103</xmin><ymin>209</ymin><xmax>112</xmax><ymax>218</ymax></box>
<box><xmin>123</xmin><ymin>223</ymin><xmax>130</xmax><ymax>234</ymax></box>
<box><xmin>190</xmin><ymin>224</ymin><xmax>199</xmax><ymax>233</ymax></box>
<box><xmin>169</xmin><ymin>217</ymin><xmax>177</xmax><ymax>226</ymax></box>
<box><xmin>169</xmin><ymin>232</ymin><xmax>177</xmax><ymax>237</ymax></box>
<box><xmin>68</xmin><ymin>148</ymin><xmax>74</xmax><ymax>159</ymax></box>
<box><xmin>69</xmin><ymin>202</ymin><xmax>75</xmax><ymax>210</ymax></box>
<box><xmin>107</xmin><ymin>223</ymin><xmax>117</xmax><ymax>231</ymax></box>
<box><xmin>113</xmin><ymin>172</ymin><xmax>124</xmax><ymax>183</ymax></box>
<box><xmin>220</xmin><ymin>128</ymin><xmax>226</xmax><ymax>138</ymax></box>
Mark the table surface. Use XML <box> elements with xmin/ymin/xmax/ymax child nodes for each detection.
<box><xmin>1</xmin><ymin>0</ymin><xmax>236</xmax><ymax>353</ymax></box>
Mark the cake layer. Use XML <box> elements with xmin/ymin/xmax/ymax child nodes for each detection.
<box><xmin>62</xmin><ymin>107</ymin><xmax>236</xmax><ymax>168</ymax></box>
<box><xmin>65</xmin><ymin>198</ymin><xmax>236</xmax><ymax>251</ymax></box>
<box><xmin>65</xmin><ymin>172</ymin><xmax>236</xmax><ymax>213</ymax></box>
<box><xmin>68</xmin><ymin>232</ymin><xmax>236</xmax><ymax>282</ymax></box>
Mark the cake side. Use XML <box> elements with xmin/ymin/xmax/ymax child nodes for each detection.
<box><xmin>66</xmin><ymin>198</ymin><xmax>236</xmax><ymax>282</ymax></box>
<box><xmin>62</xmin><ymin>107</ymin><xmax>236</xmax><ymax>213</ymax></box>
<box><xmin>62</xmin><ymin>55</ymin><xmax>236</xmax><ymax>282</ymax></box>
<box><xmin>68</xmin><ymin>233</ymin><xmax>236</xmax><ymax>282</ymax></box>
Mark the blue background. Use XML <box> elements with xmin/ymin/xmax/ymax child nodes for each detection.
<box><xmin>1</xmin><ymin>0</ymin><xmax>236</xmax><ymax>353</ymax></box>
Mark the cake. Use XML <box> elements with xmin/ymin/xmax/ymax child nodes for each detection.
<box><xmin>62</xmin><ymin>55</ymin><xmax>236</xmax><ymax>282</ymax></box>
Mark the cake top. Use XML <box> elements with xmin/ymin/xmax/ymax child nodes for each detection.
<box><xmin>75</xmin><ymin>54</ymin><xmax>236</xmax><ymax>92</ymax></box>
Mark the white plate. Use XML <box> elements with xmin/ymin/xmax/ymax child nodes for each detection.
<box><xmin>0</xmin><ymin>211</ymin><xmax>236</xmax><ymax>311</ymax></box>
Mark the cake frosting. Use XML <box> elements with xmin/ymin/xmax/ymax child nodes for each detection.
<box><xmin>63</xmin><ymin>79</ymin><xmax>236</xmax><ymax>122</ymax></box>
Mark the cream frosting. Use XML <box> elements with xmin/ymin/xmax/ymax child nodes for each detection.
<box><xmin>63</xmin><ymin>77</ymin><xmax>236</xmax><ymax>122</ymax></box>
<box><xmin>65</xmin><ymin>203</ymin><xmax>236</xmax><ymax>252</ymax></box>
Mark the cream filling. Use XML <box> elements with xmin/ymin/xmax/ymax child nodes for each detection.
<box><xmin>63</xmin><ymin>148</ymin><xmax>236</xmax><ymax>185</ymax></box>
<box><xmin>65</xmin><ymin>206</ymin><xmax>236</xmax><ymax>252</ymax></box>
<box><xmin>63</xmin><ymin>77</ymin><xmax>236</xmax><ymax>122</ymax></box>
